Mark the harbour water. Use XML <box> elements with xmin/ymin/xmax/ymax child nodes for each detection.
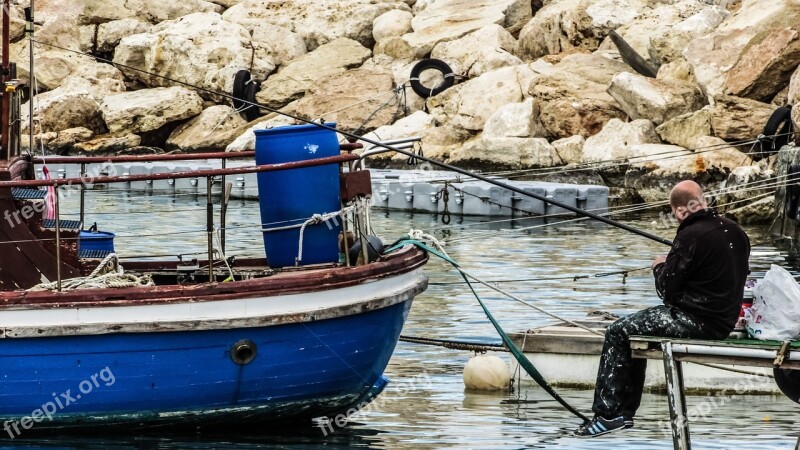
<box><xmin>22</xmin><ymin>190</ymin><xmax>797</xmax><ymax>449</ymax></box>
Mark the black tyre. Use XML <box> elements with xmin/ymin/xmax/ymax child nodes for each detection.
<box><xmin>232</xmin><ymin>69</ymin><xmax>251</xmax><ymax>110</ymax></box>
<box><xmin>409</xmin><ymin>59</ymin><xmax>455</xmax><ymax>98</ymax></box>
<box><xmin>759</xmin><ymin>105</ymin><xmax>794</xmax><ymax>157</ymax></box>
<box><xmin>242</xmin><ymin>81</ymin><xmax>261</xmax><ymax>122</ymax></box>
<box><xmin>608</xmin><ymin>30</ymin><xmax>658</xmax><ymax>78</ymax></box>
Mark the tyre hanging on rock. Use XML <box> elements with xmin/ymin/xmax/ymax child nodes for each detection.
<box><xmin>755</xmin><ymin>105</ymin><xmax>795</xmax><ymax>159</ymax></box>
<box><xmin>231</xmin><ymin>69</ymin><xmax>262</xmax><ymax>122</ymax></box>
<box><xmin>409</xmin><ymin>59</ymin><xmax>455</xmax><ymax>98</ymax></box>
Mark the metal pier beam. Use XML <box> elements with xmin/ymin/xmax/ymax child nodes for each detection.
<box><xmin>663</xmin><ymin>341</ymin><xmax>691</xmax><ymax>450</ymax></box>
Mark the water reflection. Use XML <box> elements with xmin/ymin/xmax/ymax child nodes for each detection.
<box><xmin>46</xmin><ymin>193</ymin><xmax>798</xmax><ymax>449</ymax></box>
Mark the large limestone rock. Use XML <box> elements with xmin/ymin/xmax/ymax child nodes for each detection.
<box><xmin>710</xmin><ymin>94</ymin><xmax>775</xmax><ymax>140</ymax></box>
<box><xmin>684</xmin><ymin>0</ymin><xmax>800</xmax><ymax>98</ymax></box>
<box><xmin>430</xmin><ymin>25</ymin><xmax>522</xmax><ymax>78</ymax></box>
<box><xmin>607</xmin><ymin>72</ymin><xmax>707</xmax><ymax>125</ymax></box>
<box><xmin>655</xmin><ymin>106</ymin><xmax>713</xmax><ymax>149</ymax></box>
<box><xmin>96</xmin><ymin>18</ymin><xmax>152</xmax><ymax>53</ymax></box>
<box><xmin>373</xmin><ymin>10</ymin><xmax>414</xmax><ymax>42</ymax></box>
<box><xmin>11</xmin><ymin>41</ymin><xmax>126</xmax><ymax>92</ymax></box>
<box><xmin>292</xmin><ymin>69</ymin><xmax>396</xmax><ymax>133</ymax></box>
<box><xmin>428</xmin><ymin>64</ymin><xmax>535</xmax><ymax>132</ymax></box>
<box><xmin>74</xmin><ymin>134</ymin><xmax>142</xmax><ymax>153</ymax></box>
<box><xmin>790</xmin><ymin>65</ymin><xmax>800</xmax><ymax>105</ymax></box>
<box><xmin>626</xmin><ymin>139</ymin><xmax>753</xmax><ymax>202</ymax></box>
<box><xmin>222</xmin><ymin>0</ymin><xmax>410</xmax><ymax>50</ymax></box>
<box><xmin>483</xmin><ymin>99</ymin><xmax>543</xmax><ymax>138</ymax></box>
<box><xmin>516</xmin><ymin>0</ymin><xmax>648</xmax><ymax>61</ymax></box>
<box><xmin>21</xmin><ymin>87</ymin><xmax>105</xmax><ymax>136</ymax></box>
<box><xmin>226</xmin><ymin>114</ymin><xmax>298</xmax><ymax>152</ymax></box>
<box><xmin>419</xmin><ymin>124</ymin><xmax>473</xmax><ymax>160</ymax></box>
<box><xmin>77</xmin><ymin>0</ymin><xmax>217</xmax><ymax>24</ymax></box>
<box><xmin>256</xmin><ymin>38</ymin><xmax>372</xmax><ymax>109</ymax></box>
<box><xmin>723</xmin><ymin>27</ymin><xmax>800</xmax><ymax>102</ymax></box>
<box><xmin>449</xmin><ymin>136</ymin><xmax>563</xmax><ymax>169</ymax></box>
<box><xmin>1</xmin><ymin>4</ymin><xmax>27</xmax><ymax>43</ymax></box>
<box><xmin>400</xmin><ymin>0</ymin><xmax>531</xmax><ymax>58</ymax></box>
<box><xmin>100</xmin><ymin>87</ymin><xmax>204</xmax><ymax>134</ymax></box>
<box><xmin>247</xmin><ymin>24</ymin><xmax>308</xmax><ymax>69</ymax></box>
<box><xmin>21</xmin><ymin>75</ymin><xmax>125</xmax><ymax>136</ymax></box>
<box><xmin>582</xmin><ymin>118</ymin><xmax>661</xmax><ymax>164</ymax></box>
<box><xmin>166</xmin><ymin>105</ymin><xmax>247</xmax><ymax>152</ymax></box>
<box><xmin>113</xmin><ymin>13</ymin><xmax>275</xmax><ymax>101</ymax></box>
<box><xmin>552</xmin><ymin>135</ymin><xmax>585</xmax><ymax>165</ymax></box>
<box><xmin>529</xmin><ymin>54</ymin><xmax>630</xmax><ymax>139</ymax></box>
<box><xmin>794</xmin><ymin>105</ymin><xmax>800</xmax><ymax>133</ymax></box>
<box><xmin>600</xmin><ymin>2</ymin><xmax>728</xmax><ymax>68</ymax></box>
<box><xmin>359</xmin><ymin>111</ymin><xmax>436</xmax><ymax>161</ymax></box>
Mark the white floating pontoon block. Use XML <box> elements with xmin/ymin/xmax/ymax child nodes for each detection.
<box><xmin>384</xmin><ymin>179</ymin><xmax>416</xmax><ymax>211</ymax></box>
<box><xmin>509</xmin><ymin>182</ymin><xmax>546</xmax><ymax>217</ymax></box>
<box><xmin>543</xmin><ymin>184</ymin><xmax>578</xmax><ymax>217</ymax></box>
<box><xmin>412</xmin><ymin>182</ymin><xmax>446</xmax><ymax>213</ymax></box>
<box><xmin>576</xmin><ymin>185</ymin><xmax>609</xmax><ymax>215</ymax></box>
<box><xmin>121</xmin><ymin>163</ymin><xmax>151</xmax><ymax>192</ymax></box>
<box><xmin>459</xmin><ymin>181</ymin><xmax>514</xmax><ymax>216</ymax></box>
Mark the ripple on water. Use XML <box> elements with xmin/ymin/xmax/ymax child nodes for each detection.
<box><xmin>46</xmin><ymin>194</ymin><xmax>798</xmax><ymax>449</ymax></box>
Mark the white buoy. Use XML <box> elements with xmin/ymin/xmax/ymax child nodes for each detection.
<box><xmin>463</xmin><ymin>354</ymin><xmax>511</xmax><ymax>390</ymax></box>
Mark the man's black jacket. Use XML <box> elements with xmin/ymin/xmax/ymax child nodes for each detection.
<box><xmin>652</xmin><ymin>209</ymin><xmax>750</xmax><ymax>338</ymax></box>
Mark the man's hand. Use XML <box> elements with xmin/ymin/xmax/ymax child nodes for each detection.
<box><xmin>652</xmin><ymin>255</ymin><xmax>667</xmax><ymax>269</ymax></box>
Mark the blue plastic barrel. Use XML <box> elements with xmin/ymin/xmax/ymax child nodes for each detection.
<box><xmin>78</xmin><ymin>230</ymin><xmax>115</xmax><ymax>254</ymax></box>
<box><xmin>255</xmin><ymin>123</ymin><xmax>342</xmax><ymax>267</ymax></box>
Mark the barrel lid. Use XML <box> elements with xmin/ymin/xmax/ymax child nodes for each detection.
<box><xmin>254</xmin><ymin>122</ymin><xmax>337</xmax><ymax>136</ymax></box>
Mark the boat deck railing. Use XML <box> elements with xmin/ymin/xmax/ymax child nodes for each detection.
<box><xmin>0</xmin><ymin>149</ymin><xmax>361</xmax><ymax>291</ymax></box>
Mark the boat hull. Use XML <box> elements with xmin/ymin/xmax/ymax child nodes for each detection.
<box><xmin>0</xmin><ymin>298</ymin><xmax>412</xmax><ymax>433</ymax></box>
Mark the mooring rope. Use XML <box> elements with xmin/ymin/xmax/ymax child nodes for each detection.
<box><xmin>386</xmin><ymin>231</ymin><xmax>591</xmax><ymax>423</ymax></box>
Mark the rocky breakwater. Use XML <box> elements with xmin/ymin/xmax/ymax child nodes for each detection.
<box><xmin>15</xmin><ymin>0</ymin><xmax>800</xmax><ymax>223</ymax></box>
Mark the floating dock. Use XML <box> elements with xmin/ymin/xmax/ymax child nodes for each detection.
<box><xmin>40</xmin><ymin>161</ymin><xmax>609</xmax><ymax>217</ymax></box>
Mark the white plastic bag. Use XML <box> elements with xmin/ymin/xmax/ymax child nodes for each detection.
<box><xmin>746</xmin><ymin>264</ymin><xmax>800</xmax><ymax>340</ymax></box>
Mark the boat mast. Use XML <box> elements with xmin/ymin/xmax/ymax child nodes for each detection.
<box><xmin>26</xmin><ymin>0</ymin><xmax>32</xmax><ymax>156</ymax></box>
<box><xmin>1</xmin><ymin>0</ymin><xmax>10</xmax><ymax>160</ymax></box>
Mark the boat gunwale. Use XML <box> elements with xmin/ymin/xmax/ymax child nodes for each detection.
<box><xmin>0</xmin><ymin>245</ymin><xmax>428</xmax><ymax>309</ymax></box>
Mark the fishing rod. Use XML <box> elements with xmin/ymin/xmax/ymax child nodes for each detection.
<box><xmin>33</xmin><ymin>40</ymin><xmax>678</xmax><ymax>245</ymax></box>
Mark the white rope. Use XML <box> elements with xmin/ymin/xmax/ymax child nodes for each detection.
<box><xmin>262</xmin><ymin>206</ymin><xmax>356</xmax><ymax>265</ymax></box>
<box><xmin>28</xmin><ymin>253</ymin><xmax>154</xmax><ymax>291</ymax></box>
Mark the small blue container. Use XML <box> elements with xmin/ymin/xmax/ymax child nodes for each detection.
<box><xmin>79</xmin><ymin>230</ymin><xmax>116</xmax><ymax>254</ymax></box>
<box><xmin>255</xmin><ymin>123</ymin><xmax>342</xmax><ymax>267</ymax></box>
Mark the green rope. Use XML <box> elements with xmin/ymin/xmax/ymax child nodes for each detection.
<box><xmin>387</xmin><ymin>239</ymin><xmax>591</xmax><ymax>423</ymax></box>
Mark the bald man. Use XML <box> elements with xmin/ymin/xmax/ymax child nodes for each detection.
<box><xmin>576</xmin><ymin>180</ymin><xmax>750</xmax><ymax>438</ymax></box>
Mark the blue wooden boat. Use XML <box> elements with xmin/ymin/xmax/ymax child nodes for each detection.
<box><xmin>0</xmin><ymin>243</ymin><xmax>426</xmax><ymax>432</ymax></box>
<box><xmin>0</xmin><ymin>0</ymin><xmax>431</xmax><ymax>434</ymax></box>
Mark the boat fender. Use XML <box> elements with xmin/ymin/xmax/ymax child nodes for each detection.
<box><xmin>463</xmin><ymin>354</ymin><xmax>511</xmax><ymax>390</ymax></box>
<box><xmin>232</xmin><ymin>69</ymin><xmax>251</xmax><ymax>110</ymax></box>
<box><xmin>231</xmin><ymin>339</ymin><xmax>257</xmax><ymax>365</ymax></box>
<box><xmin>409</xmin><ymin>59</ymin><xmax>455</xmax><ymax>98</ymax></box>
<box><xmin>348</xmin><ymin>235</ymin><xmax>384</xmax><ymax>265</ymax></box>
<box><xmin>242</xmin><ymin>81</ymin><xmax>262</xmax><ymax>122</ymax></box>
<box><xmin>756</xmin><ymin>105</ymin><xmax>794</xmax><ymax>159</ymax></box>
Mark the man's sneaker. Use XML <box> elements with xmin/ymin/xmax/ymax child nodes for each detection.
<box><xmin>573</xmin><ymin>415</ymin><xmax>626</xmax><ymax>438</ymax></box>
<box><xmin>623</xmin><ymin>416</ymin><xmax>634</xmax><ymax>429</ymax></box>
